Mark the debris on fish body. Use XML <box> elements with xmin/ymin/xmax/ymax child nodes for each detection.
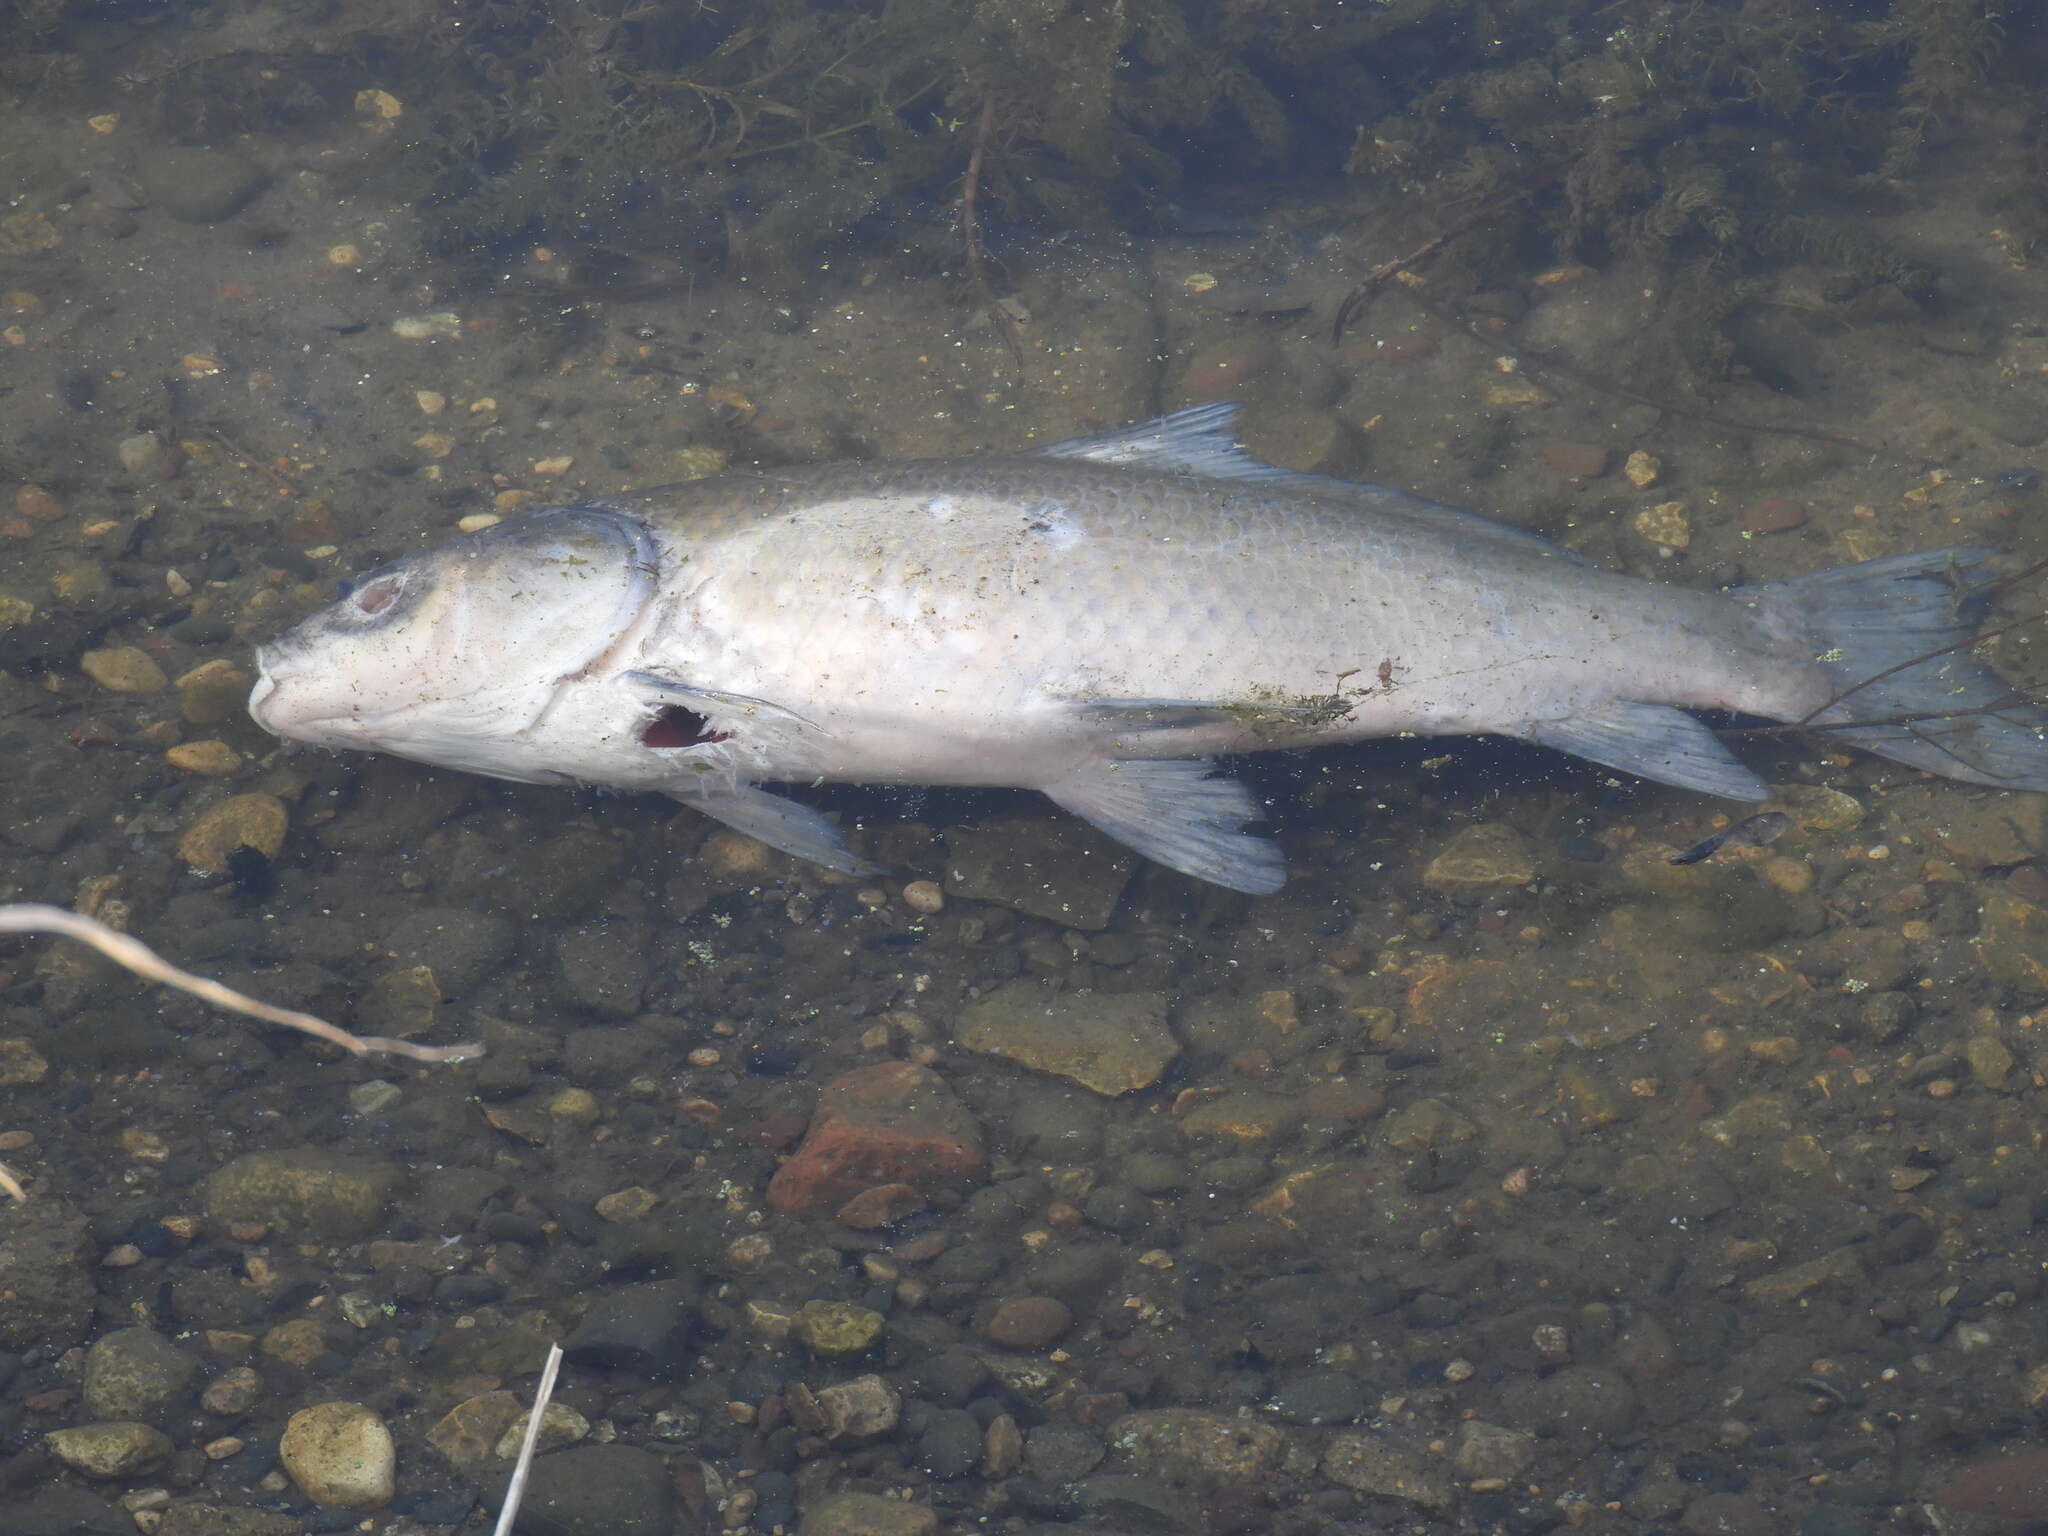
<box><xmin>247</xmin><ymin>404</ymin><xmax>2048</xmax><ymax>894</ymax></box>
<box><xmin>1667</xmin><ymin>810</ymin><xmax>1793</xmax><ymax>866</ymax></box>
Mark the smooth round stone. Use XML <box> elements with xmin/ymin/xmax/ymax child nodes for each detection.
<box><xmin>980</xmin><ymin>1296</ymin><xmax>1072</xmax><ymax>1350</ymax></box>
<box><xmin>279</xmin><ymin>1401</ymin><xmax>395</xmax><ymax>1509</ymax></box>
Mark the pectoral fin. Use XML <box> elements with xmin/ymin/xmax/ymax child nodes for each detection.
<box><xmin>672</xmin><ymin>784</ymin><xmax>883</xmax><ymax>878</ymax></box>
<box><xmin>1045</xmin><ymin>758</ymin><xmax>1285</xmax><ymax>895</ymax></box>
<box><xmin>1523</xmin><ymin>701</ymin><xmax>1769</xmax><ymax>801</ymax></box>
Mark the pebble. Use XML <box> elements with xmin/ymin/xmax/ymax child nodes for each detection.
<box><xmin>164</xmin><ymin>740</ymin><xmax>242</xmax><ymax>776</ymax></box>
<box><xmin>200</xmin><ymin>1366</ymin><xmax>263</xmax><ymax>1417</ymax></box>
<box><xmin>177</xmin><ymin>794</ymin><xmax>288</xmax><ymax>874</ymax></box>
<box><xmin>492</xmin><ymin>1401</ymin><xmax>588</xmax><ymax>1460</ymax></box>
<box><xmin>15</xmin><ymin>484</ymin><xmax>63</xmax><ymax>521</ymax></box>
<box><xmin>594</xmin><ymin>1185</ymin><xmax>658</xmax><ymax>1221</ymax></box>
<box><xmin>901</xmin><ymin>879</ymin><xmax>945</xmax><ymax>914</ymax></box>
<box><xmin>980</xmin><ymin>1296</ymin><xmax>1072</xmax><ymax>1350</ymax></box>
<box><xmin>1538</xmin><ymin>440</ymin><xmax>1607</xmax><ymax>477</ymax></box>
<box><xmin>427</xmin><ymin>1391</ymin><xmax>525</xmax><ymax>1471</ymax></box>
<box><xmin>811</xmin><ymin>1374</ymin><xmax>901</xmax><ymax>1440</ymax></box>
<box><xmin>954</xmin><ymin>982</ymin><xmax>1178</xmax><ymax>1096</ymax></box>
<box><xmin>1109</xmin><ymin>1409</ymin><xmax>1285</xmax><ymax>1490</ymax></box>
<box><xmin>794</xmin><ymin>1300</ymin><xmax>885</xmax><ymax>1356</ymax></box>
<box><xmin>392</xmin><ymin>312</ymin><xmax>462</xmax><ymax>340</ymax></box>
<box><xmin>174</xmin><ymin>660</ymin><xmax>252</xmax><ymax>725</ymax></box>
<box><xmin>1423</xmin><ymin>822</ymin><xmax>1536</xmax><ymax>891</ymax></box>
<box><xmin>201</xmin><ymin>1148</ymin><xmax>400</xmax><ymax>1242</ymax></box>
<box><xmin>44</xmin><ymin>1421</ymin><xmax>174</xmax><ymax>1478</ymax></box>
<box><xmin>279</xmin><ymin>1401</ymin><xmax>394</xmax><ymax>1509</ymax></box>
<box><xmin>766</xmin><ymin>1062</ymin><xmax>984</xmax><ymax>1214</ymax></box>
<box><xmin>0</xmin><ymin>1039</ymin><xmax>49</xmax><ymax>1086</ymax></box>
<box><xmin>1624</xmin><ymin>449</ymin><xmax>1662</xmax><ymax>488</ymax></box>
<box><xmin>82</xmin><ymin>1327</ymin><xmax>199</xmax><ymax>1422</ymax></box>
<box><xmin>347</xmin><ymin>1080</ymin><xmax>403</xmax><ymax>1115</ymax></box>
<box><xmin>81</xmin><ymin>645</ymin><xmax>169</xmax><ymax>694</ymax></box>
<box><xmin>835</xmin><ymin>1182</ymin><xmax>926</xmax><ymax>1229</ymax></box>
<box><xmin>116</xmin><ymin>431</ymin><xmax>181</xmax><ymax>479</ymax></box>
<box><xmin>1321</xmin><ymin>1430</ymin><xmax>1453</xmax><ymax>1509</ymax></box>
<box><xmin>1632</xmin><ymin>500</ymin><xmax>1691</xmax><ymax>549</ymax></box>
<box><xmin>509</xmin><ymin>1443</ymin><xmax>675</xmax><ymax>1536</ymax></box>
<box><xmin>1743</xmin><ymin>495</ymin><xmax>1809</xmax><ymax>534</ymax></box>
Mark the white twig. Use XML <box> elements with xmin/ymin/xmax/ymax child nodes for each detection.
<box><xmin>0</xmin><ymin>904</ymin><xmax>484</xmax><ymax>1202</ymax></box>
<box><xmin>0</xmin><ymin>905</ymin><xmax>483</xmax><ymax>1063</ymax></box>
<box><xmin>493</xmin><ymin>1342</ymin><xmax>565</xmax><ymax>1536</ymax></box>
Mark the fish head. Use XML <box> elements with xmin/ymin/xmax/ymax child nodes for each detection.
<box><xmin>248</xmin><ymin>505</ymin><xmax>659</xmax><ymax>778</ymax></box>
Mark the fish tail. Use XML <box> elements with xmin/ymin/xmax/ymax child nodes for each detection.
<box><xmin>1737</xmin><ymin>549</ymin><xmax>2048</xmax><ymax>791</ymax></box>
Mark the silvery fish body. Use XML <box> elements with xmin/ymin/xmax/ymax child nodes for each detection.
<box><xmin>248</xmin><ymin>405</ymin><xmax>2048</xmax><ymax>892</ymax></box>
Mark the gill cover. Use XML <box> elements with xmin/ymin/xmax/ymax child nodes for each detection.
<box><xmin>251</xmin><ymin>504</ymin><xmax>659</xmax><ymax>755</ymax></box>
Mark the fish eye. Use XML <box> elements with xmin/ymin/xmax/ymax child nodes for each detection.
<box><xmin>349</xmin><ymin>573</ymin><xmax>405</xmax><ymax>616</ymax></box>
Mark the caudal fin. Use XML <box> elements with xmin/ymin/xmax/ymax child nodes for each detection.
<box><xmin>1738</xmin><ymin>549</ymin><xmax>2048</xmax><ymax>791</ymax></box>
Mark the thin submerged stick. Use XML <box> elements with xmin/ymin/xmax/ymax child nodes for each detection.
<box><xmin>0</xmin><ymin>905</ymin><xmax>483</xmax><ymax>1064</ymax></box>
<box><xmin>492</xmin><ymin>1342</ymin><xmax>565</xmax><ymax>1536</ymax></box>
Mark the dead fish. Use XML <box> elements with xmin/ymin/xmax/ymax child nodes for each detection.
<box><xmin>1667</xmin><ymin>810</ymin><xmax>1792</xmax><ymax>865</ymax></box>
<box><xmin>247</xmin><ymin>404</ymin><xmax>2048</xmax><ymax>894</ymax></box>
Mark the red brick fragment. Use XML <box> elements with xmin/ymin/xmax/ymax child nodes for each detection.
<box><xmin>766</xmin><ymin>1062</ymin><xmax>984</xmax><ymax>1214</ymax></box>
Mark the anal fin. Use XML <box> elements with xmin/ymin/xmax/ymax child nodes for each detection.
<box><xmin>672</xmin><ymin>784</ymin><xmax>883</xmax><ymax>878</ymax></box>
<box><xmin>1523</xmin><ymin>700</ymin><xmax>1769</xmax><ymax>801</ymax></box>
<box><xmin>1045</xmin><ymin>759</ymin><xmax>1286</xmax><ymax>895</ymax></box>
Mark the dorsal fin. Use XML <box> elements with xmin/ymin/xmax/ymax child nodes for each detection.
<box><xmin>1033</xmin><ymin>403</ymin><xmax>1289</xmax><ymax>482</ymax></box>
<box><xmin>1035</xmin><ymin>403</ymin><xmax>1583</xmax><ymax>565</ymax></box>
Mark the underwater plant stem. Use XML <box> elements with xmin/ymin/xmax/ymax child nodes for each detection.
<box><xmin>208</xmin><ymin>430</ymin><xmax>299</xmax><ymax>498</ymax></box>
<box><xmin>1330</xmin><ymin>178</ymin><xmax>1553</xmax><ymax>343</ymax></box>
<box><xmin>959</xmin><ymin>94</ymin><xmax>1024</xmax><ymax>369</ymax></box>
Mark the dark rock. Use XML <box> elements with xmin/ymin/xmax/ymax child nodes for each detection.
<box><xmin>200</xmin><ymin>1150</ymin><xmax>402</xmax><ymax>1243</ymax></box>
<box><xmin>1267</xmin><ymin>1370</ymin><xmax>1367</xmax><ymax>1426</ymax></box>
<box><xmin>136</xmin><ymin>147</ymin><xmax>269</xmax><ymax>223</ymax></box>
<box><xmin>0</xmin><ymin>1206</ymin><xmax>94</xmax><ymax>1351</ymax></box>
<box><xmin>555</xmin><ymin>923</ymin><xmax>650</xmax><ymax>1017</ymax></box>
<box><xmin>81</xmin><ymin>1327</ymin><xmax>200</xmax><ymax>1423</ymax></box>
<box><xmin>493</xmin><ymin>1444</ymin><xmax>674</xmax><ymax>1536</ymax></box>
<box><xmin>3</xmin><ymin>1485</ymin><xmax>132</xmax><ymax>1536</ymax></box>
<box><xmin>563</xmin><ymin>1281</ymin><xmax>696</xmax><ymax>1377</ymax></box>
<box><xmin>382</xmin><ymin>907</ymin><xmax>517</xmax><ymax>997</ymax></box>
<box><xmin>917</xmin><ymin>1408</ymin><xmax>983</xmax><ymax>1478</ymax></box>
<box><xmin>1024</xmin><ymin>1423</ymin><xmax>1105</xmax><ymax>1483</ymax></box>
<box><xmin>943</xmin><ymin>821</ymin><xmax>1133</xmax><ymax>930</ymax></box>
<box><xmin>980</xmin><ymin>1296</ymin><xmax>1072</xmax><ymax>1351</ymax></box>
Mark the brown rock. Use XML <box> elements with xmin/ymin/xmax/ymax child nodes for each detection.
<box><xmin>1182</xmin><ymin>337</ymin><xmax>1283</xmax><ymax>399</ymax></box>
<box><xmin>1933</xmin><ymin>1446</ymin><xmax>2048</xmax><ymax>1518</ymax></box>
<box><xmin>81</xmin><ymin>645</ymin><xmax>169</xmax><ymax>694</ymax></box>
<box><xmin>426</xmin><ymin>1390</ymin><xmax>525</xmax><ymax>1471</ymax></box>
<box><xmin>835</xmin><ymin>1182</ymin><xmax>926</xmax><ymax>1229</ymax></box>
<box><xmin>178</xmin><ymin>794</ymin><xmax>288</xmax><ymax>874</ymax></box>
<box><xmin>15</xmin><ymin>485</ymin><xmax>64</xmax><ymax>522</ymax></box>
<box><xmin>955</xmin><ymin>982</ymin><xmax>1177</xmax><ymax>1096</ymax></box>
<box><xmin>980</xmin><ymin>1296</ymin><xmax>1072</xmax><ymax>1350</ymax></box>
<box><xmin>766</xmin><ymin>1062</ymin><xmax>984</xmax><ymax>1214</ymax></box>
<box><xmin>1537</xmin><ymin>440</ymin><xmax>1607</xmax><ymax>477</ymax></box>
<box><xmin>1743</xmin><ymin>496</ymin><xmax>1808</xmax><ymax>534</ymax></box>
